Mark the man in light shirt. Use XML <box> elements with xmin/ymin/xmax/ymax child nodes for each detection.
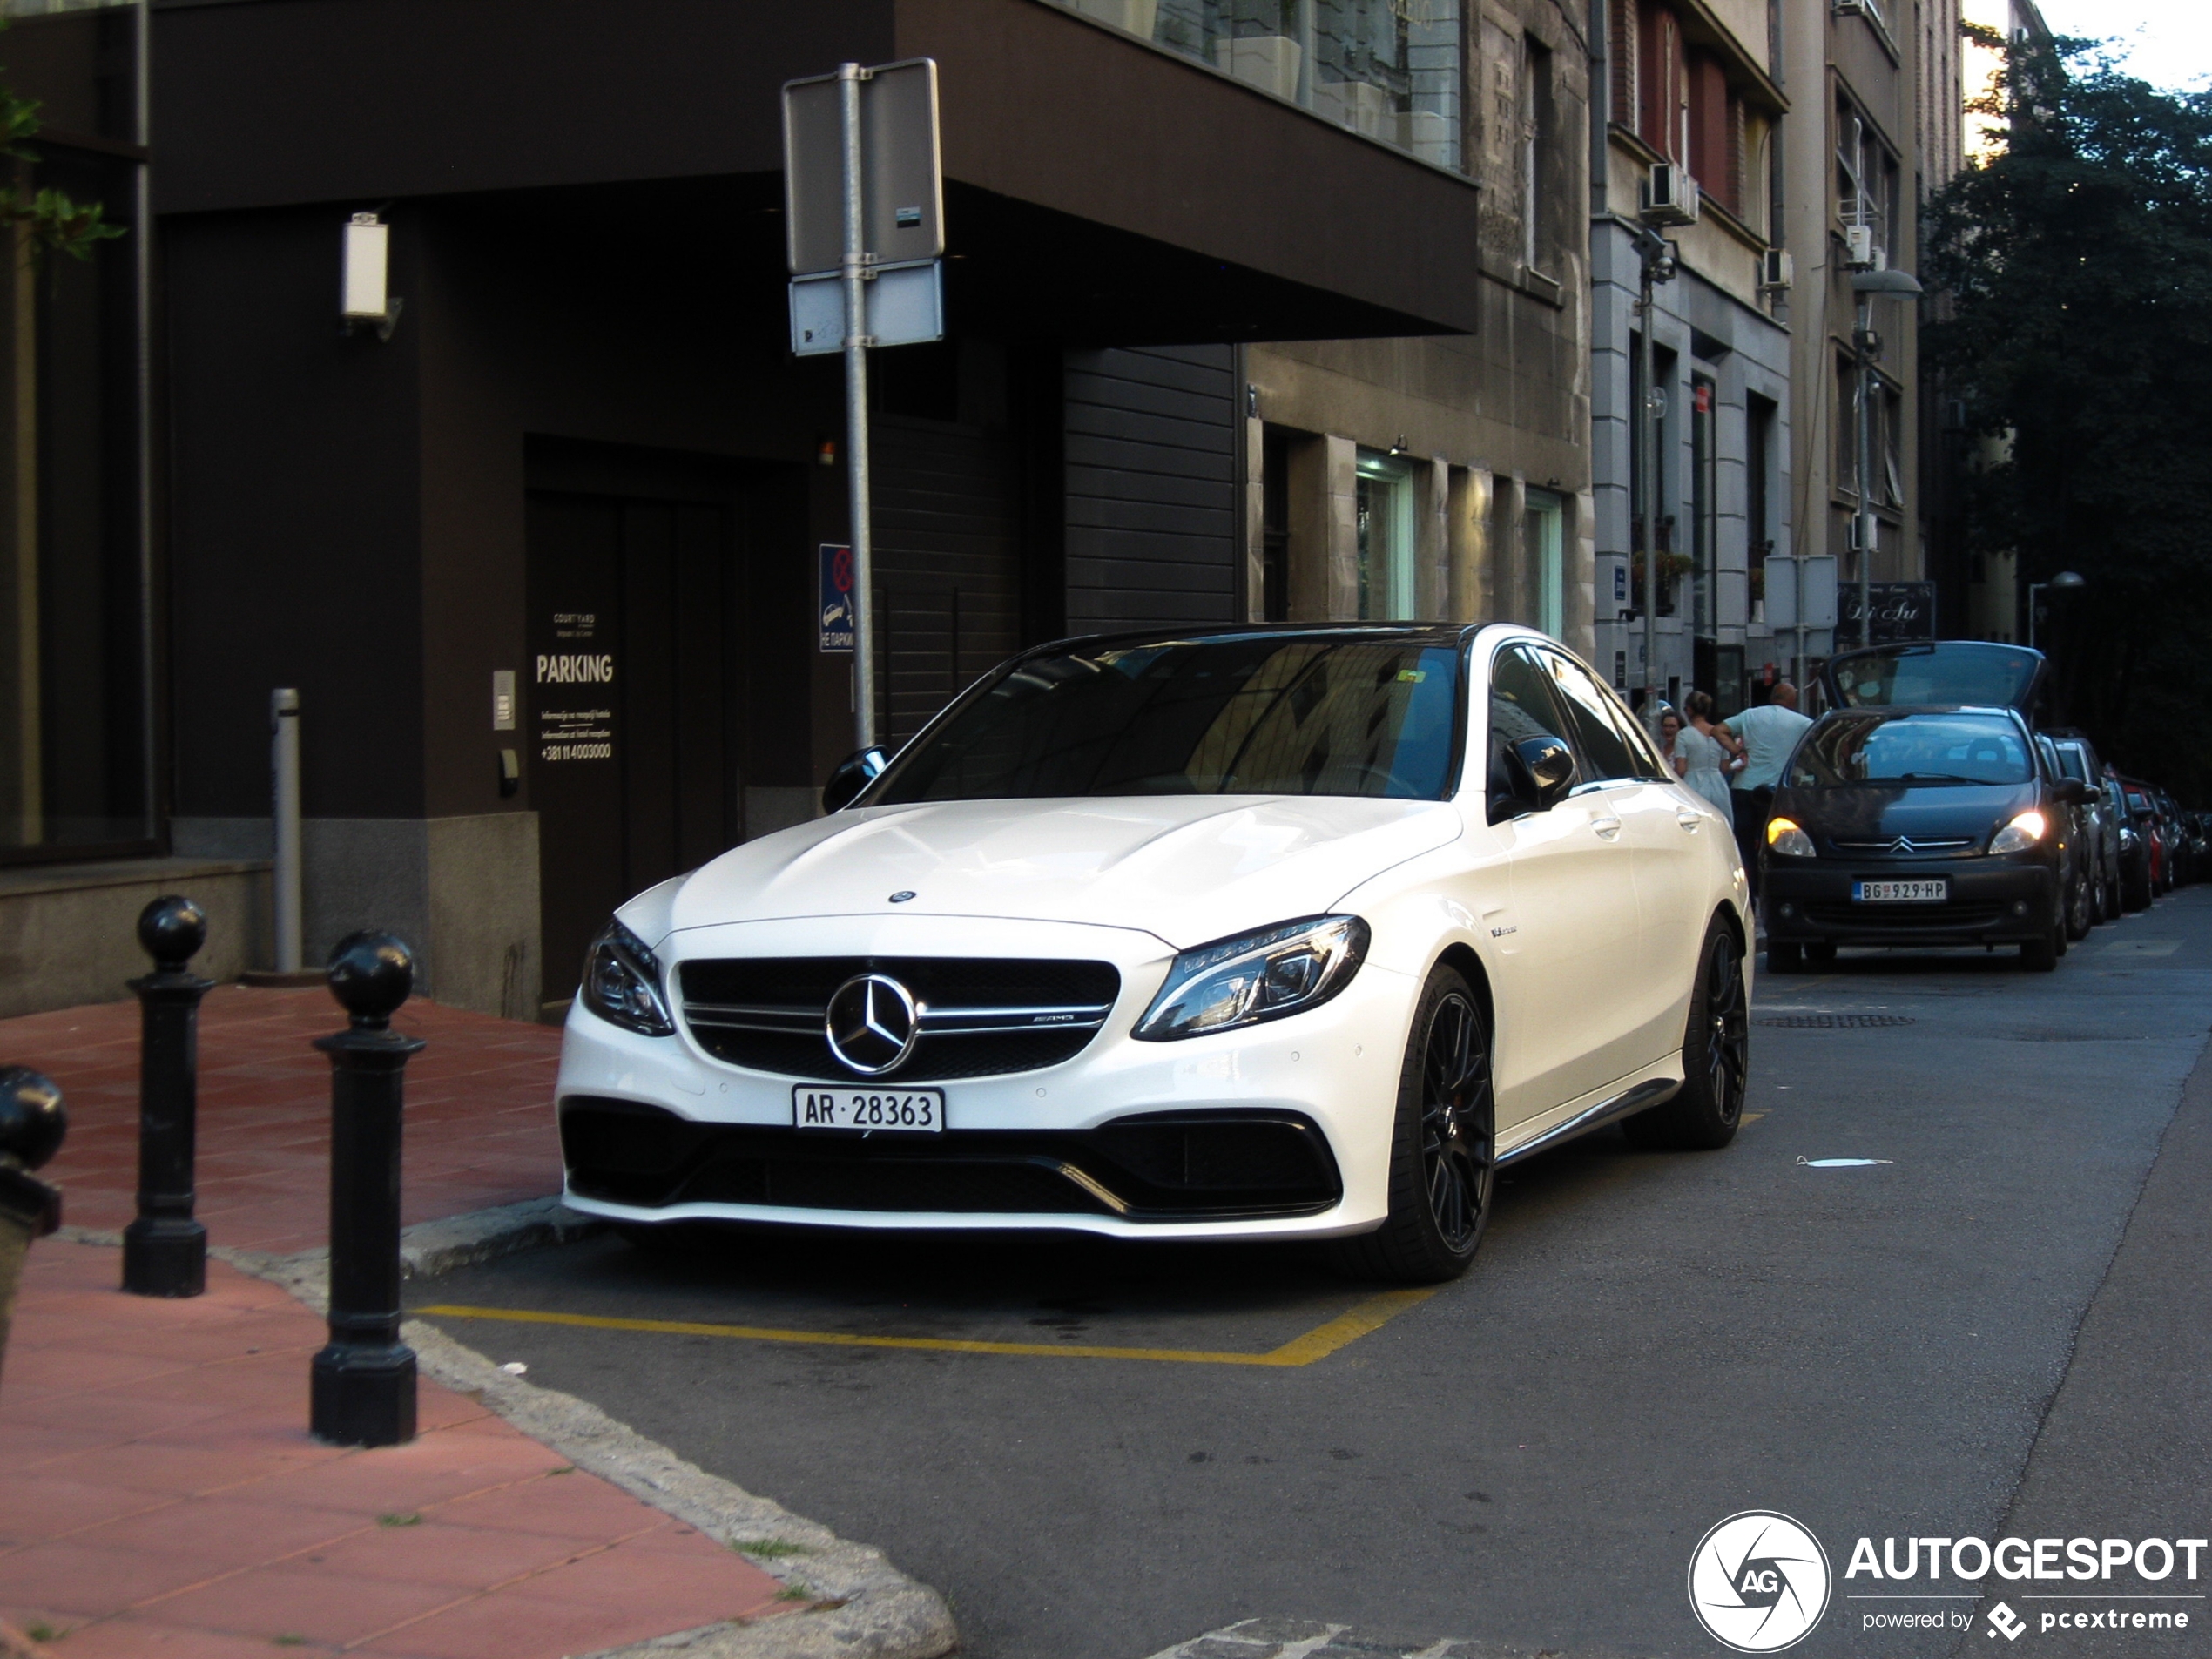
<box><xmin>1721</xmin><ymin>682</ymin><xmax>1813</xmax><ymax>900</ymax></box>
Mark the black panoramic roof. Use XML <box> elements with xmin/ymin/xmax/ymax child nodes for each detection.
<box><xmin>1038</xmin><ymin>622</ymin><xmax>1487</xmax><ymax>656</ymax></box>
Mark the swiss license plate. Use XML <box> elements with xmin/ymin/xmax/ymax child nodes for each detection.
<box><xmin>1852</xmin><ymin>879</ymin><xmax>1949</xmax><ymax>903</ymax></box>
<box><xmin>792</xmin><ymin>1086</ymin><xmax>945</xmax><ymax>1133</ymax></box>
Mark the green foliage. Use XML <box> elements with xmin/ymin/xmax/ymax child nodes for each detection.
<box><xmin>1925</xmin><ymin>36</ymin><xmax>2212</xmax><ymax>798</ymax></box>
<box><xmin>0</xmin><ymin>27</ymin><xmax>124</xmax><ymax>263</ymax></box>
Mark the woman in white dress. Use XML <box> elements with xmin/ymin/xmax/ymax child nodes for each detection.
<box><xmin>1673</xmin><ymin>690</ymin><xmax>1738</xmax><ymax>818</ymax></box>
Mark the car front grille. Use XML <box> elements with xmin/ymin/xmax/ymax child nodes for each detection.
<box><xmin>677</xmin><ymin>956</ymin><xmax>1123</xmax><ymax>1082</ymax></box>
<box><xmin>558</xmin><ymin>1098</ymin><xmax>1343</xmax><ymax>1221</ymax></box>
<box><xmin>1828</xmin><ymin>837</ymin><xmax>1979</xmax><ymax>855</ymax></box>
<box><xmin>1802</xmin><ymin>900</ymin><xmax>2011</xmax><ymax>932</ymax></box>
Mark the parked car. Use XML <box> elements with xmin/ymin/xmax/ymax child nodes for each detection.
<box><xmin>2037</xmin><ymin>734</ymin><xmax>2101</xmax><ymax>938</ymax></box>
<box><xmin>1762</xmin><ymin>705</ymin><xmax>2092</xmax><ymax>972</ymax></box>
<box><xmin>2116</xmin><ymin>777</ymin><xmax>2163</xmax><ymax>908</ymax></box>
<box><xmin>555</xmin><ymin>624</ymin><xmax>1752</xmax><ymax>1285</ymax></box>
<box><xmin>2044</xmin><ymin>735</ymin><xmax>2121</xmax><ymax>925</ymax></box>
<box><xmin>2107</xmin><ymin>777</ymin><xmax>2148</xmax><ymax>912</ymax></box>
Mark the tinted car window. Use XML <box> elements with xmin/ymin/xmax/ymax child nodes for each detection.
<box><xmin>1489</xmin><ymin>644</ymin><xmax>1575</xmax><ymax>752</ymax></box>
<box><xmin>1541</xmin><ymin>650</ymin><xmax>1649</xmax><ymax>785</ymax></box>
<box><xmin>1790</xmin><ymin>711</ymin><xmax>2033</xmax><ymax>787</ymax></box>
<box><xmin>874</xmin><ymin>635</ymin><xmax>1465</xmax><ymax>803</ymax></box>
<box><xmin>2051</xmin><ymin>743</ymin><xmax>2090</xmax><ymax>783</ymax></box>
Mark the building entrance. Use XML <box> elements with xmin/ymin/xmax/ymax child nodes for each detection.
<box><xmin>527</xmin><ymin>489</ymin><xmax>738</xmax><ymax>1012</ymax></box>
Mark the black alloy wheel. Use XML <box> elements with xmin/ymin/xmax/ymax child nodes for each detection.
<box><xmin>1624</xmin><ymin>915</ymin><xmax>1750</xmax><ymax>1151</ymax></box>
<box><xmin>1340</xmin><ymin>966</ymin><xmax>1495</xmax><ymax>1285</ymax></box>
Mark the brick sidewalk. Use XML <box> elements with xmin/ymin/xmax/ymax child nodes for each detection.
<box><xmin>0</xmin><ymin>1244</ymin><xmax>792</xmax><ymax>1657</ymax></box>
<box><xmin>0</xmin><ymin>987</ymin><xmax>565</xmax><ymax>1253</ymax></box>
<box><xmin>0</xmin><ymin>991</ymin><xmax>797</xmax><ymax>1657</ymax></box>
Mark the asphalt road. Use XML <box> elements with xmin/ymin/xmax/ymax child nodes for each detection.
<box><xmin>415</xmin><ymin>891</ymin><xmax>2212</xmax><ymax>1659</ymax></box>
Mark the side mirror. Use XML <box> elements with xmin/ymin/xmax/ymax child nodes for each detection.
<box><xmin>1515</xmin><ymin>735</ymin><xmax>1580</xmax><ymax>811</ymax></box>
<box><xmin>2053</xmin><ymin>778</ymin><xmax>2090</xmax><ymax>806</ymax></box>
<box><xmin>822</xmin><ymin>746</ymin><xmax>888</xmax><ymax>813</ymax></box>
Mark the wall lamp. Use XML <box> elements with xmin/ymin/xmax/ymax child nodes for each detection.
<box><xmin>341</xmin><ymin>212</ymin><xmax>404</xmax><ymax>341</ymax></box>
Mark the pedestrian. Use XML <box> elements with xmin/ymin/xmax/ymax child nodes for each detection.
<box><xmin>1674</xmin><ymin>691</ymin><xmax>1738</xmax><ymax>819</ymax></box>
<box><xmin>1719</xmin><ymin>681</ymin><xmax>1813</xmax><ymax>900</ymax></box>
<box><xmin>1656</xmin><ymin>705</ymin><xmax>1684</xmax><ymax>776</ymax></box>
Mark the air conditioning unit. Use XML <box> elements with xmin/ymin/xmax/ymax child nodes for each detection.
<box><xmin>1843</xmin><ymin>224</ymin><xmax>1881</xmax><ymax>269</ymax></box>
<box><xmin>1641</xmin><ymin>162</ymin><xmax>1701</xmax><ymax>227</ymax></box>
<box><xmin>1758</xmin><ymin>248</ymin><xmax>1794</xmax><ymax>291</ymax></box>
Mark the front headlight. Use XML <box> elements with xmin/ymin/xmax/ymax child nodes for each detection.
<box><xmin>2121</xmin><ymin>826</ymin><xmax>2140</xmax><ymax>849</ymax></box>
<box><xmin>1133</xmin><ymin>915</ymin><xmax>1370</xmax><ymax>1042</ymax></box>
<box><xmin>1765</xmin><ymin>817</ymin><xmax>1815</xmax><ymax>858</ymax></box>
<box><xmin>580</xmin><ymin>918</ymin><xmax>676</xmax><ymax>1036</ymax></box>
<box><xmin>1989</xmin><ymin>810</ymin><xmax>2047</xmax><ymax>855</ymax></box>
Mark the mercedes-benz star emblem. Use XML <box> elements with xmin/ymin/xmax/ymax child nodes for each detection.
<box><xmin>825</xmin><ymin>974</ymin><xmax>921</xmax><ymax>1076</ymax></box>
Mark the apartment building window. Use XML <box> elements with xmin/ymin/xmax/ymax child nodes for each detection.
<box><xmin>1082</xmin><ymin>0</ymin><xmax>1465</xmax><ymax>171</ymax></box>
<box><xmin>1637</xmin><ymin>7</ymin><xmax>1689</xmax><ymax>163</ymax></box>
<box><xmin>1521</xmin><ymin>36</ymin><xmax>1554</xmax><ymax>273</ymax></box>
<box><xmin>1835</xmin><ymin>97</ymin><xmax>1898</xmax><ymax>257</ymax></box>
<box><xmin>1355</xmin><ymin>447</ymin><xmax>1414</xmax><ymax>619</ymax></box>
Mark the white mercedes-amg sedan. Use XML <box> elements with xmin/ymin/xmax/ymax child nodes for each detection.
<box><xmin>555</xmin><ymin>624</ymin><xmax>1750</xmax><ymax>1283</ymax></box>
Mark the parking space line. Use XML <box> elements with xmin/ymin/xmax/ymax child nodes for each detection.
<box><xmin>415</xmin><ymin>1287</ymin><xmax>1439</xmax><ymax>1368</ymax></box>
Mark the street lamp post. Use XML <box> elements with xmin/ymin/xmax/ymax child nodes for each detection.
<box><xmin>2027</xmin><ymin>570</ymin><xmax>2086</xmax><ymax>651</ymax></box>
<box><xmin>1848</xmin><ymin>267</ymin><xmax>1923</xmax><ymax>649</ymax></box>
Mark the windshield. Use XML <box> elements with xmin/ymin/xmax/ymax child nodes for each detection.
<box><xmin>1791</xmin><ymin>711</ymin><xmax>2033</xmax><ymax>787</ymax></box>
<box><xmin>872</xmin><ymin>635</ymin><xmax>1465</xmax><ymax>803</ymax></box>
<box><xmin>1829</xmin><ymin>644</ymin><xmax>2040</xmax><ymax>711</ymax></box>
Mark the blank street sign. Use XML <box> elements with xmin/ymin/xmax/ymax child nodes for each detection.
<box><xmin>783</xmin><ymin>59</ymin><xmax>944</xmax><ymax>277</ymax></box>
<box><xmin>789</xmin><ymin>260</ymin><xmax>944</xmax><ymax>354</ymax></box>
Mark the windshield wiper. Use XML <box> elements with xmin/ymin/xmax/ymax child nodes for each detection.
<box><xmin>1893</xmin><ymin>772</ymin><xmax>1993</xmax><ymax>785</ymax></box>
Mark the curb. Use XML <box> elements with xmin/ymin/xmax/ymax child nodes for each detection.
<box><xmin>46</xmin><ymin>1217</ymin><xmax>958</xmax><ymax>1659</ymax></box>
<box><xmin>55</xmin><ymin>1195</ymin><xmax>602</xmax><ymax>1283</ymax></box>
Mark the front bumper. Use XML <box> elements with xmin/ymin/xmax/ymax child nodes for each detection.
<box><xmin>1762</xmin><ymin>857</ymin><xmax>2059</xmax><ymax>947</ymax></box>
<box><xmin>552</xmin><ymin>914</ymin><xmax>1409</xmax><ymax>1240</ymax></box>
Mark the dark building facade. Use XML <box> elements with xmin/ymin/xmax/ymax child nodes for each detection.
<box><xmin>137</xmin><ymin>0</ymin><xmax>1531</xmax><ymax>1018</ymax></box>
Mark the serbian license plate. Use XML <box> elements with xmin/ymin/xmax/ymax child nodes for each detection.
<box><xmin>792</xmin><ymin>1086</ymin><xmax>945</xmax><ymax>1133</ymax></box>
<box><xmin>1852</xmin><ymin>879</ymin><xmax>1949</xmax><ymax>903</ymax></box>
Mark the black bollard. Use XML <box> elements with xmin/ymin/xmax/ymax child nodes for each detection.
<box><xmin>310</xmin><ymin>931</ymin><xmax>424</xmax><ymax>1447</ymax></box>
<box><xmin>0</xmin><ymin>1067</ymin><xmax>66</xmax><ymax>1385</ymax></box>
<box><xmin>123</xmin><ymin>896</ymin><xmax>213</xmax><ymax>1298</ymax></box>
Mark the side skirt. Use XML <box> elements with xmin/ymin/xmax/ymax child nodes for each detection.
<box><xmin>1496</xmin><ymin>1074</ymin><xmax>1683</xmax><ymax>1168</ymax></box>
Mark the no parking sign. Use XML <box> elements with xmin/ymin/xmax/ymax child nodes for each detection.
<box><xmin>819</xmin><ymin>543</ymin><xmax>855</xmax><ymax>652</ymax></box>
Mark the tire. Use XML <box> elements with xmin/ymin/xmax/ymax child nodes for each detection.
<box><xmin>1622</xmin><ymin>917</ymin><xmax>1749</xmax><ymax>1152</ymax></box>
<box><xmin>2089</xmin><ymin>869</ymin><xmax>2107</xmax><ymax>927</ymax></box>
<box><xmin>2124</xmin><ymin>863</ymin><xmax>2153</xmax><ymax>913</ymax></box>
<box><xmin>2066</xmin><ymin>867</ymin><xmax>2093</xmax><ymax>941</ymax></box>
<box><xmin>2107</xmin><ymin>873</ymin><xmax>2124</xmax><ymax>921</ymax></box>
<box><xmin>2020</xmin><ymin>931</ymin><xmax>2059</xmax><ymax>972</ymax></box>
<box><xmin>1765</xmin><ymin>941</ymin><xmax>1804</xmax><ymax>974</ymax></box>
<box><xmin>1336</xmin><ymin>966</ymin><xmax>1495</xmax><ymax>1285</ymax></box>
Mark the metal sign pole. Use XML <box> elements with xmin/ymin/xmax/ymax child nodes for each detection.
<box><xmin>840</xmin><ymin>63</ymin><xmax>877</xmax><ymax>752</ymax></box>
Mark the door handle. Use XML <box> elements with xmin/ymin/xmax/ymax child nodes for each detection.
<box><xmin>1676</xmin><ymin>807</ymin><xmax>1704</xmax><ymax>832</ymax></box>
<box><xmin>1592</xmin><ymin>816</ymin><xmax>1623</xmax><ymax>841</ymax></box>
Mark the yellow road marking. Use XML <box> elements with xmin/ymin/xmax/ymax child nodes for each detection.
<box><xmin>415</xmin><ymin>1287</ymin><xmax>1439</xmax><ymax>1368</ymax></box>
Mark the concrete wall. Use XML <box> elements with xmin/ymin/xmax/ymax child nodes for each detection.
<box><xmin>0</xmin><ymin>859</ymin><xmax>270</xmax><ymax>1018</ymax></box>
<box><xmin>172</xmin><ymin>813</ymin><xmax>537</xmax><ymax>1020</ymax></box>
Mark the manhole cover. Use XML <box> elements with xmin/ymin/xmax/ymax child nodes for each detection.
<box><xmin>1754</xmin><ymin>1014</ymin><xmax>1918</xmax><ymax>1028</ymax></box>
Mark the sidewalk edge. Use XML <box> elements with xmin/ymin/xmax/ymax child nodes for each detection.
<box><xmin>57</xmin><ymin>1195</ymin><xmax>604</xmax><ymax>1281</ymax></box>
<box><xmin>209</xmin><ymin>1244</ymin><xmax>956</xmax><ymax>1659</ymax></box>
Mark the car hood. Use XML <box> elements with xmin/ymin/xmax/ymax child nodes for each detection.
<box><xmin>647</xmin><ymin>795</ymin><xmax>1465</xmax><ymax>952</ymax></box>
<box><xmin>1779</xmin><ymin>781</ymin><xmax>2039</xmax><ymax>844</ymax></box>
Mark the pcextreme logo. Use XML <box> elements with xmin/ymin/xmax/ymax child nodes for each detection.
<box><xmin>1689</xmin><ymin>1511</ymin><xmax>1834</xmax><ymax>1652</ymax></box>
